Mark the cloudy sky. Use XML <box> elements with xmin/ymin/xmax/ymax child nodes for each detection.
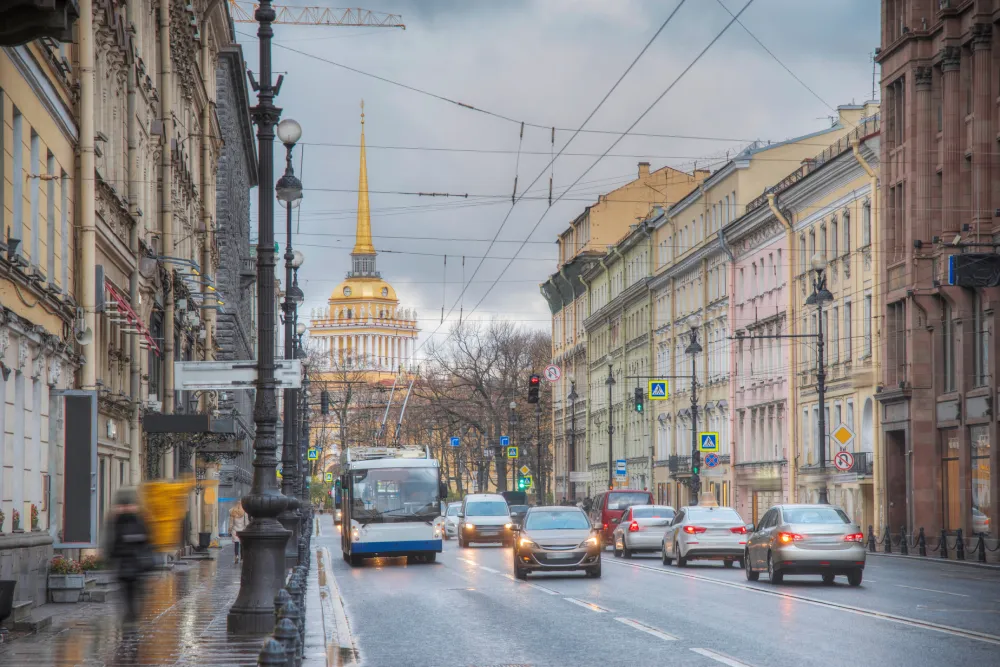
<box><xmin>235</xmin><ymin>0</ymin><xmax>879</xmax><ymax>360</ymax></box>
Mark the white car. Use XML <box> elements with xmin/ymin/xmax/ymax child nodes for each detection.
<box><xmin>612</xmin><ymin>505</ymin><xmax>675</xmax><ymax>558</ymax></box>
<box><xmin>458</xmin><ymin>493</ymin><xmax>514</xmax><ymax>547</ymax></box>
<box><xmin>443</xmin><ymin>502</ymin><xmax>462</xmax><ymax>539</ymax></box>
<box><xmin>662</xmin><ymin>505</ymin><xmax>748</xmax><ymax>568</ymax></box>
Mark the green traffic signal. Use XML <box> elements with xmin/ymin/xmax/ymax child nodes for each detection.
<box><xmin>692</xmin><ymin>465</ymin><xmax>699</xmax><ymax>475</ymax></box>
<box><xmin>633</xmin><ymin>387</ymin><xmax>644</xmax><ymax>413</ymax></box>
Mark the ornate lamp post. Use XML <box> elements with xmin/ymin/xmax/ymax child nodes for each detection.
<box><xmin>685</xmin><ymin>316</ymin><xmax>702</xmax><ymax>505</ymax></box>
<box><xmin>276</xmin><ymin>118</ymin><xmax>303</xmax><ymax>568</ymax></box>
<box><xmin>508</xmin><ymin>401</ymin><xmax>517</xmax><ymax>492</ymax></box>
<box><xmin>605</xmin><ymin>355</ymin><xmax>615</xmax><ymax>490</ymax></box>
<box><xmin>805</xmin><ymin>253</ymin><xmax>833</xmax><ymax>504</ymax></box>
<box><xmin>228</xmin><ymin>0</ymin><xmax>291</xmax><ymax>634</ymax></box>
<box><xmin>567</xmin><ymin>375</ymin><xmax>578</xmax><ymax>501</ymax></box>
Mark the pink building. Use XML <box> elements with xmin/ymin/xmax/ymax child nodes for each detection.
<box><xmin>723</xmin><ymin>200</ymin><xmax>793</xmax><ymax>525</ymax></box>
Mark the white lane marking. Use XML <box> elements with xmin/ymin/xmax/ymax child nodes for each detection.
<box><xmin>614</xmin><ymin>617</ymin><xmax>677</xmax><ymax>641</ymax></box>
<box><xmin>605</xmin><ymin>558</ymin><xmax>1000</xmax><ymax>646</ymax></box>
<box><xmin>896</xmin><ymin>584</ymin><xmax>970</xmax><ymax>598</ymax></box>
<box><xmin>563</xmin><ymin>597</ymin><xmax>609</xmax><ymax>613</ymax></box>
<box><xmin>690</xmin><ymin>647</ymin><xmax>753</xmax><ymax>666</ymax></box>
<box><xmin>457</xmin><ymin>557</ymin><xmax>478</xmax><ymax>566</ymax></box>
<box><xmin>527</xmin><ymin>582</ymin><xmax>560</xmax><ymax>595</ymax></box>
<box><xmin>479</xmin><ymin>565</ymin><xmax>500</xmax><ymax>574</ymax></box>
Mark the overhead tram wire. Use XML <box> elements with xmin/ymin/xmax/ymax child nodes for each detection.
<box><xmin>463</xmin><ymin>0</ymin><xmax>757</xmax><ymax>323</ymax></box>
<box><xmin>411</xmin><ymin>0</ymin><xmax>690</xmax><ymax>356</ymax></box>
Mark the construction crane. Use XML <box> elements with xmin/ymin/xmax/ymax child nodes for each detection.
<box><xmin>228</xmin><ymin>1</ymin><xmax>405</xmax><ymax>28</ymax></box>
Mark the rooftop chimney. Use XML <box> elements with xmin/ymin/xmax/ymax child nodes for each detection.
<box><xmin>638</xmin><ymin>162</ymin><xmax>650</xmax><ymax>179</ymax></box>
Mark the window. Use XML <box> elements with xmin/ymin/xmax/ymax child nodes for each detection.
<box><xmin>887</xmin><ymin>301</ymin><xmax>907</xmax><ymax>385</ymax></box>
<box><xmin>943</xmin><ymin>302</ymin><xmax>956</xmax><ymax>392</ymax></box>
<box><xmin>844</xmin><ymin>302</ymin><xmax>852</xmax><ymax>360</ymax></box>
<box><xmin>830</xmin><ymin>219</ymin><xmax>838</xmax><ymax>258</ymax></box>
<box><xmin>942</xmin><ymin>429</ymin><xmax>961</xmax><ymax>532</ymax></box>
<box><xmin>820</xmin><ymin>224</ymin><xmax>827</xmax><ymax>258</ymax></box>
<box><xmin>46</xmin><ymin>152</ymin><xmax>56</xmax><ymax>280</ymax></box>
<box><xmin>864</xmin><ymin>295</ymin><xmax>873</xmax><ymax>357</ymax></box>
<box><xmin>13</xmin><ymin>109</ymin><xmax>24</xmax><ymax>254</ymax></box>
<box><xmin>974</xmin><ymin>291</ymin><xmax>989</xmax><ymax>387</ymax></box>
<box><xmin>799</xmin><ymin>235</ymin><xmax>807</xmax><ymax>273</ymax></box>
<box><xmin>842</xmin><ymin>211</ymin><xmax>851</xmax><ymax>253</ymax></box>
<box><xmin>830</xmin><ymin>306</ymin><xmax>840</xmax><ymax>362</ymax></box>
<box><xmin>809</xmin><ymin>230</ymin><xmax>816</xmax><ymax>262</ymax></box>
<box><xmin>29</xmin><ymin>131</ymin><xmax>40</xmax><ymax>265</ymax></box>
<box><xmin>971</xmin><ymin>425</ymin><xmax>992</xmax><ymax>534</ymax></box>
<box><xmin>845</xmin><ymin>399</ymin><xmax>854</xmax><ymax>432</ymax></box>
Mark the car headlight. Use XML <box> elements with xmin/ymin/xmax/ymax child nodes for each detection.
<box><xmin>465</xmin><ymin>523</ymin><xmax>475</xmax><ymax>530</ymax></box>
<box><xmin>580</xmin><ymin>536</ymin><xmax>600</xmax><ymax>548</ymax></box>
<box><xmin>351</xmin><ymin>528</ymin><xmax>360</xmax><ymax>542</ymax></box>
<box><xmin>519</xmin><ymin>537</ymin><xmax>537</xmax><ymax>549</ymax></box>
<box><xmin>504</xmin><ymin>522</ymin><xmax>513</xmax><ymax>529</ymax></box>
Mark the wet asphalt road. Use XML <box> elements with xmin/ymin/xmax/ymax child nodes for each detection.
<box><xmin>315</xmin><ymin>516</ymin><xmax>1000</xmax><ymax>667</ymax></box>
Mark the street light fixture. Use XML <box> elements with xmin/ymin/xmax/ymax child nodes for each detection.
<box><xmin>229</xmin><ymin>0</ymin><xmax>291</xmax><ymax>634</ymax></box>
<box><xmin>685</xmin><ymin>315</ymin><xmax>702</xmax><ymax>505</ymax></box>
<box><xmin>277</xmin><ymin>116</ymin><xmax>305</xmax><ymax>570</ymax></box>
<box><xmin>605</xmin><ymin>354</ymin><xmax>615</xmax><ymax>490</ymax></box>
<box><xmin>805</xmin><ymin>252</ymin><xmax>832</xmax><ymax>504</ymax></box>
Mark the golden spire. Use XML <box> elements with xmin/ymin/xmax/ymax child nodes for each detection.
<box><xmin>353</xmin><ymin>99</ymin><xmax>376</xmax><ymax>255</ymax></box>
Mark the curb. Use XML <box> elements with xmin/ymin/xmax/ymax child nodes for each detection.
<box><xmin>867</xmin><ymin>551</ymin><xmax>1000</xmax><ymax>571</ymax></box>
<box><xmin>318</xmin><ymin>546</ymin><xmax>357</xmax><ymax>662</ymax></box>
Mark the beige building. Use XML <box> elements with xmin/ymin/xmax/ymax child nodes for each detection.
<box><xmin>650</xmin><ymin>106</ymin><xmax>873</xmax><ymax>510</ymax></box>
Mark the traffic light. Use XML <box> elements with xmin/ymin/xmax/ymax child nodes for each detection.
<box><xmin>691</xmin><ymin>474</ymin><xmax>701</xmax><ymax>494</ymax></box>
<box><xmin>634</xmin><ymin>387</ymin><xmax>644</xmax><ymax>413</ymax></box>
<box><xmin>527</xmin><ymin>374</ymin><xmax>540</xmax><ymax>404</ymax></box>
<box><xmin>517</xmin><ymin>476</ymin><xmax>528</xmax><ymax>491</ymax></box>
<box><xmin>320</xmin><ymin>390</ymin><xmax>329</xmax><ymax>415</ymax></box>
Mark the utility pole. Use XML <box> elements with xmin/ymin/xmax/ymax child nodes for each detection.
<box><xmin>228</xmin><ymin>0</ymin><xmax>290</xmax><ymax>634</ymax></box>
<box><xmin>605</xmin><ymin>357</ymin><xmax>615</xmax><ymax>490</ymax></box>
<box><xmin>806</xmin><ymin>253</ymin><xmax>833</xmax><ymax>504</ymax></box>
<box><xmin>508</xmin><ymin>401</ymin><xmax>517</xmax><ymax>493</ymax></box>
<box><xmin>535</xmin><ymin>401</ymin><xmax>542</xmax><ymax>504</ymax></box>
<box><xmin>685</xmin><ymin>317</ymin><xmax>702</xmax><ymax>505</ymax></box>
<box><xmin>568</xmin><ymin>378</ymin><xmax>578</xmax><ymax>501</ymax></box>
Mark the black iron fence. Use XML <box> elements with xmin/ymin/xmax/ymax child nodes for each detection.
<box><xmin>258</xmin><ymin>506</ymin><xmax>315</xmax><ymax>666</ymax></box>
<box><xmin>867</xmin><ymin>525</ymin><xmax>1000</xmax><ymax>564</ymax></box>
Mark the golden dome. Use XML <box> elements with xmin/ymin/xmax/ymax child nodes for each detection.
<box><xmin>330</xmin><ymin>276</ymin><xmax>397</xmax><ymax>302</ymax></box>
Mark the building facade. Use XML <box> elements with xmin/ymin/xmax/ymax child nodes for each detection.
<box><xmin>875</xmin><ymin>0</ymin><xmax>999</xmax><ymax>540</ymax></box>
<box><xmin>543</xmin><ymin>162</ymin><xmax>705</xmax><ymax>500</ymax></box>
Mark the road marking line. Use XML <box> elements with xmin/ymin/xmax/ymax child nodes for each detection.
<box><xmin>614</xmin><ymin>617</ymin><xmax>677</xmax><ymax>641</ymax></box>
<box><xmin>563</xmin><ymin>597</ymin><xmax>608</xmax><ymax>613</ymax></box>
<box><xmin>457</xmin><ymin>558</ymin><xmax>478</xmax><ymax>566</ymax></box>
<box><xmin>690</xmin><ymin>647</ymin><xmax>753</xmax><ymax>666</ymax></box>
<box><xmin>896</xmin><ymin>584</ymin><xmax>969</xmax><ymax>598</ymax></box>
<box><xmin>479</xmin><ymin>565</ymin><xmax>500</xmax><ymax>574</ymax></box>
<box><xmin>527</xmin><ymin>583</ymin><xmax>559</xmax><ymax>595</ymax></box>
<box><xmin>605</xmin><ymin>558</ymin><xmax>1000</xmax><ymax>646</ymax></box>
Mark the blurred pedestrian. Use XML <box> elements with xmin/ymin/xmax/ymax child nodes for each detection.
<box><xmin>104</xmin><ymin>487</ymin><xmax>152</xmax><ymax>625</ymax></box>
<box><xmin>229</xmin><ymin>501</ymin><xmax>249</xmax><ymax>565</ymax></box>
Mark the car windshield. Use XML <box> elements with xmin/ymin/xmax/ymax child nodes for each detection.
<box><xmin>607</xmin><ymin>493</ymin><xmax>651</xmax><ymax>510</ymax></box>
<box><xmin>686</xmin><ymin>507</ymin><xmax>743</xmax><ymax>522</ymax></box>
<box><xmin>509</xmin><ymin>505</ymin><xmax>529</xmax><ymax>514</ymax></box>
<box><xmin>783</xmin><ymin>507</ymin><xmax>851</xmax><ymax>524</ymax></box>
<box><xmin>447</xmin><ymin>505</ymin><xmax>461</xmax><ymax>517</ymax></box>
<box><xmin>349</xmin><ymin>466</ymin><xmax>441</xmax><ymax>524</ymax></box>
<box><xmin>632</xmin><ymin>507</ymin><xmax>674</xmax><ymax>519</ymax></box>
<box><xmin>525</xmin><ymin>510</ymin><xmax>590</xmax><ymax>530</ymax></box>
<box><xmin>465</xmin><ymin>501</ymin><xmax>509</xmax><ymax>517</ymax></box>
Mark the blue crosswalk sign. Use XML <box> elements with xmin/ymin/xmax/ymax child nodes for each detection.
<box><xmin>698</xmin><ymin>432</ymin><xmax>719</xmax><ymax>453</ymax></box>
<box><xmin>648</xmin><ymin>380</ymin><xmax>669</xmax><ymax>400</ymax></box>
<box><xmin>450</xmin><ymin>437</ymin><xmax>460</xmax><ymax>447</ymax></box>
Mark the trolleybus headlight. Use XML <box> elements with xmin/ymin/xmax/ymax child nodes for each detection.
<box><xmin>351</xmin><ymin>528</ymin><xmax>360</xmax><ymax>542</ymax></box>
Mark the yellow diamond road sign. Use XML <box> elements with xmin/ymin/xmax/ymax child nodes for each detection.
<box><xmin>519</xmin><ymin>465</ymin><xmax>530</xmax><ymax>475</ymax></box>
<box><xmin>832</xmin><ymin>425</ymin><xmax>855</xmax><ymax>448</ymax></box>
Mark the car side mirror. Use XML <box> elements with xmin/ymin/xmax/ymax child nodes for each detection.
<box><xmin>439</xmin><ymin>482</ymin><xmax>448</xmax><ymax>499</ymax></box>
<box><xmin>746</xmin><ymin>523</ymin><xmax>755</xmax><ymax>533</ymax></box>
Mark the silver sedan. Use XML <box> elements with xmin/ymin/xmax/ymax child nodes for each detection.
<box><xmin>612</xmin><ymin>505</ymin><xmax>675</xmax><ymax>558</ymax></box>
<box><xmin>745</xmin><ymin>504</ymin><xmax>866</xmax><ymax>586</ymax></box>
<box><xmin>662</xmin><ymin>505</ymin><xmax>748</xmax><ymax>568</ymax></box>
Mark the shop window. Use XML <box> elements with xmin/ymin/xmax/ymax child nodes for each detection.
<box><xmin>970</xmin><ymin>425</ymin><xmax>992</xmax><ymax>535</ymax></box>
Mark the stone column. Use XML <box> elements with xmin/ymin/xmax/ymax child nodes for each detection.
<box><xmin>971</xmin><ymin>24</ymin><xmax>992</xmax><ymax>227</ymax></box>
<box><xmin>940</xmin><ymin>46</ymin><xmax>962</xmax><ymax>233</ymax></box>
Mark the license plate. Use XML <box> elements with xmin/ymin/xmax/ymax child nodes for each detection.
<box><xmin>546</xmin><ymin>553</ymin><xmax>576</xmax><ymax>559</ymax></box>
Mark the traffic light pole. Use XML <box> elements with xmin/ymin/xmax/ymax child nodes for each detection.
<box><xmin>535</xmin><ymin>401</ymin><xmax>542</xmax><ymax>504</ymax></box>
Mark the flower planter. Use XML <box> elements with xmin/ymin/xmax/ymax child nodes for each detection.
<box><xmin>48</xmin><ymin>574</ymin><xmax>85</xmax><ymax>603</ymax></box>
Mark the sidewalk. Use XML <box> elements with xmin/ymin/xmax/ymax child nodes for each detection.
<box><xmin>0</xmin><ymin>540</ymin><xmax>327</xmax><ymax>666</ymax></box>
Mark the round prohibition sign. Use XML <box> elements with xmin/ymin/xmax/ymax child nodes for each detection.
<box><xmin>834</xmin><ymin>451</ymin><xmax>855</xmax><ymax>471</ymax></box>
<box><xmin>543</xmin><ymin>364</ymin><xmax>561</xmax><ymax>382</ymax></box>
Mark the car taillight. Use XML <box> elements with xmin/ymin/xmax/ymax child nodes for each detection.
<box><xmin>844</xmin><ymin>532</ymin><xmax>864</xmax><ymax>543</ymax></box>
<box><xmin>603</xmin><ymin>522</ymin><xmax>608</xmax><ymax>530</ymax></box>
<box><xmin>729</xmin><ymin>526</ymin><xmax>747</xmax><ymax>535</ymax></box>
<box><xmin>683</xmin><ymin>525</ymin><xmax>707</xmax><ymax>534</ymax></box>
<box><xmin>628</xmin><ymin>521</ymin><xmax>640</xmax><ymax>532</ymax></box>
<box><xmin>777</xmin><ymin>532</ymin><xmax>804</xmax><ymax>544</ymax></box>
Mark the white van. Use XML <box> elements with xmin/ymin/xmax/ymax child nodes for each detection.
<box><xmin>458</xmin><ymin>494</ymin><xmax>513</xmax><ymax>547</ymax></box>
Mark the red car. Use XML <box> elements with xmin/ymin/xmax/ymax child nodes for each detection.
<box><xmin>587</xmin><ymin>489</ymin><xmax>655</xmax><ymax>546</ymax></box>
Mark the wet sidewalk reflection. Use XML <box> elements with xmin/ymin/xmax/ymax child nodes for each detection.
<box><xmin>0</xmin><ymin>553</ymin><xmax>269</xmax><ymax>666</ymax></box>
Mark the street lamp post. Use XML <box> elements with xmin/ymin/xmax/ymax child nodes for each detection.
<box><xmin>508</xmin><ymin>401</ymin><xmax>517</xmax><ymax>493</ymax></box>
<box><xmin>567</xmin><ymin>376</ymin><xmax>578</xmax><ymax>501</ymax></box>
<box><xmin>685</xmin><ymin>316</ymin><xmax>702</xmax><ymax>506</ymax></box>
<box><xmin>228</xmin><ymin>0</ymin><xmax>291</xmax><ymax>634</ymax></box>
<box><xmin>605</xmin><ymin>356</ymin><xmax>615</xmax><ymax>490</ymax></box>
<box><xmin>535</xmin><ymin>401</ymin><xmax>543</xmax><ymax>504</ymax></box>
<box><xmin>299</xmin><ymin>364</ymin><xmax>312</xmax><ymax>560</ymax></box>
<box><xmin>276</xmin><ymin>119</ymin><xmax>303</xmax><ymax>569</ymax></box>
<box><xmin>806</xmin><ymin>253</ymin><xmax>833</xmax><ymax>505</ymax></box>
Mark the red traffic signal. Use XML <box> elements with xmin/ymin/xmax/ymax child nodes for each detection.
<box><xmin>527</xmin><ymin>374</ymin><xmax>541</xmax><ymax>403</ymax></box>
<box><xmin>530</xmin><ymin>375</ymin><xmax>540</xmax><ymax>385</ymax></box>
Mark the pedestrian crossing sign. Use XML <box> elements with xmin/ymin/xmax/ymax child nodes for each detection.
<box><xmin>648</xmin><ymin>380</ymin><xmax>669</xmax><ymax>400</ymax></box>
<box><xmin>325</xmin><ymin>472</ymin><xmax>334</xmax><ymax>482</ymax></box>
<box><xmin>308</xmin><ymin>448</ymin><xmax>319</xmax><ymax>460</ymax></box>
<box><xmin>698</xmin><ymin>432</ymin><xmax>719</xmax><ymax>453</ymax></box>
<box><xmin>507</xmin><ymin>446</ymin><xmax>518</xmax><ymax>459</ymax></box>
